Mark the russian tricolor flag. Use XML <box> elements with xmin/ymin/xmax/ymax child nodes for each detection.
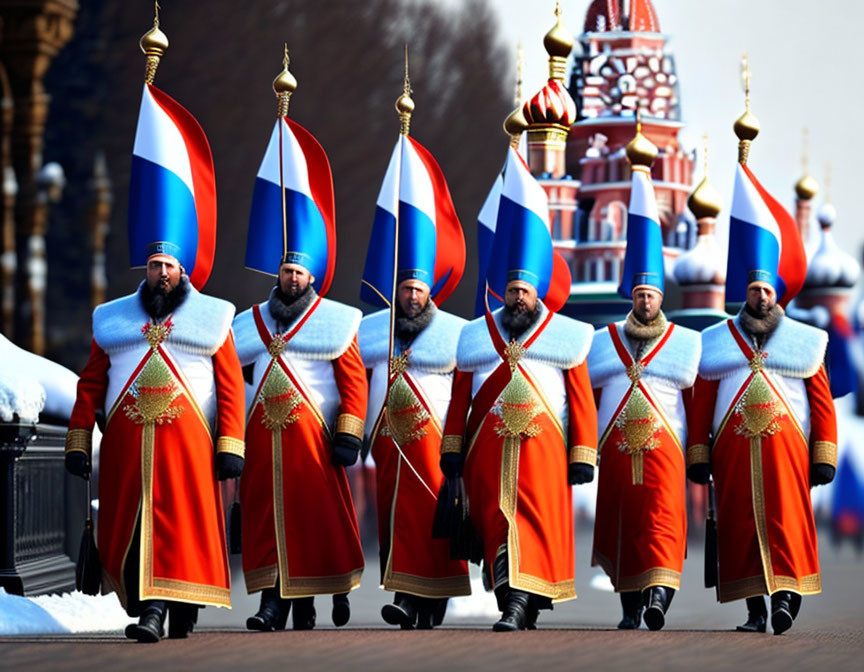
<box><xmin>618</xmin><ymin>163</ymin><xmax>664</xmax><ymax>299</ymax></box>
<box><xmin>485</xmin><ymin>147</ymin><xmax>571</xmax><ymax>313</ymax></box>
<box><xmin>245</xmin><ymin>116</ymin><xmax>336</xmax><ymax>295</ymax></box>
<box><xmin>726</xmin><ymin>163</ymin><xmax>806</xmax><ymax>306</ymax></box>
<box><xmin>361</xmin><ymin>135</ymin><xmax>464</xmax><ymax>307</ymax></box>
<box><xmin>128</xmin><ymin>83</ymin><xmax>216</xmax><ymax>290</ymax></box>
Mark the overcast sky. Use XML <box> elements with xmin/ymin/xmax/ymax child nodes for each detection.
<box><xmin>439</xmin><ymin>0</ymin><xmax>862</xmax><ymax>259</ymax></box>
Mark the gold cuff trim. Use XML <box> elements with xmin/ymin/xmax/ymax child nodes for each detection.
<box><xmin>812</xmin><ymin>441</ymin><xmax>837</xmax><ymax>467</ymax></box>
<box><xmin>687</xmin><ymin>443</ymin><xmax>710</xmax><ymax>466</ymax></box>
<box><xmin>216</xmin><ymin>436</ymin><xmax>245</xmax><ymax>458</ymax></box>
<box><xmin>616</xmin><ymin>567</ymin><xmax>682</xmax><ymax>593</ymax></box>
<box><xmin>65</xmin><ymin>428</ymin><xmax>92</xmax><ymax>457</ymax></box>
<box><xmin>335</xmin><ymin>413</ymin><xmax>364</xmax><ymax>439</ymax></box>
<box><xmin>384</xmin><ymin>571</ymin><xmax>472</xmax><ymax>598</ymax></box>
<box><xmin>245</xmin><ymin>565</ymin><xmax>279</xmax><ymax>594</ymax></box>
<box><xmin>717</xmin><ymin>573</ymin><xmax>822</xmax><ymax>603</ymax></box>
<box><xmin>570</xmin><ymin>445</ymin><xmax>597</xmax><ymax>465</ymax></box>
<box><xmin>441</xmin><ymin>435</ymin><xmax>463</xmax><ymax>455</ymax></box>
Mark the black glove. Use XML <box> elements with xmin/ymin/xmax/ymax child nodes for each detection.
<box><xmin>440</xmin><ymin>452</ymin><xmax>463</xmax><ymax>478</ymax></box>
<box><xmin>568</xmin><ymin>462</ymin><xmax>594</xmax><ymax>485</ymax></box>
<box><xmin>216</xmin><ymin>452</ymin><xmax>244</xmax><ymax>481</ymax></box>
<box><xmin>687</xmin><ymin>462</ymin><xmax>711</xmax><ymax>485</ymax></box>
<box><xmin>65</xmin><ymin>451</ymin><xmax>90</xmax><ymax>478</ymax></box>
<box><xmin>332</xmin><ymin>433</ymin><xmax>361</xmax><ymax>467</ymax></box>
<box><xmin>810</xmin><ymin>463</ymin><xmax>835</xmax><ymax>487</ymax></box>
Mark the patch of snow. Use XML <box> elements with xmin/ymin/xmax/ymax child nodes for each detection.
<box><xmin>29</xmin><ymin>591</ymin><xmax>132</xmax><ymax>633</ymax></box>
<box><xmin>446</xmin><ymin>571</ymin><xmax>500</xmax><ymax>620</ymax></box>
<box><xmin>590</xmin><ymin>572</ymin><xmax>615</xmax><ymax>592</ymax></box>
<box><xmin>0</xmin><ymin>587</ymin><xmax>65</xmax><ymax>635</ymax></box>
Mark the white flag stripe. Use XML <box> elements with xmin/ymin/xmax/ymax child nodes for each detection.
<box><xmin>375</xmin><ymin>137</ymin><xmax>402</xmax><ymax>215</ymax></box>
<box><xmin>731</xmin><ymin>163</ymin><xmax>782</xmax><ymax>249</ymax></box>
<box><xmin>629</xmin><ymin>169</ymin><xmax>660</xmax><ymax>221</ymax></box>
<box><xmin>256</xmin><ymin>119</ymin><xmax>313</xmax><ymax>198</ymax></box>
<box><xmin>478</xmin><ymin>173</ymin><xmax>503</xmax><ymax>232</ymax></box>
<box><xmin>399</xmin><ymin>139</ymin><xmax>436</xmax><ymax>223</ymax></box>
<box><xmin>501</xmin><ymin>148</ymin><xmax>548</xmax><ymax>221</ymax></box>
<box><xmin>132</xmin><ymin>84</ymin><xmax>195</xmax><ymax>196</ymax></box>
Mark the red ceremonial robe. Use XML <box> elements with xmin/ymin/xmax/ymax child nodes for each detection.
<box><xmin>240</xmin><ymin>302</ymin><xmax>366</xmax><ymax>597</ymax></box>
<box><xmin>66</xmin><ymin>311</ymin><xmax>246</xmax><ymax>610</ymax></box>
<box><xmin>443</xmin><ymin>310</ymin><xmax>597</xmax><ymax>601</ymax></box>
<box><xmin>688</xmin><ymin>319</ymin><xmax>837</xmax><ymax>602</ymax></box>
<box><xmin>591</xmin><ymin>323</ymin><xmax>691</xmax><ymax>592</ymax></box>
<box><xmin>369</xmin><ymin>360</ymin><xmax>470</xmax><ymax>598</ymax></box>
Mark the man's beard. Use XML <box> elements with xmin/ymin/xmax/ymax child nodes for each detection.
<box><xmin>395</xmin><ymin>300</ymin><xmax>435</xmax><ymax>344</ymax></box>
<box><xmin>501</xmin><ymin>302</ymin><xmax>541</xmax><ymax>340</ymax></box>
<box><xmin>740</xmin><ymin>302</ymin><xmax>784</xmax><ymax>338</ymax></box>
<box><xmin>624</xmin><ymin>309</ymin><xmax>667</xmax><ymax>342</ymax></box>
<box><xmin>268</xmin><ymin>283</ymin><xmax>317</xmax><ymax>330</ymax></box>
<box><xmin>139</xmin><ymin>275</ymin><xmax>190</xmax><ymax>320</ymax></box>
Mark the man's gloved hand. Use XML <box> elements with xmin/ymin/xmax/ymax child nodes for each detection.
<box><xmin>687</xmin><ymin>462</ymin><xmax>711</xmax><ymax>485</ymax></box>
<box><xmin>65</xmin><ymin>451</ymin><xmax>90</xmax><ymax>478</ymax></box>
<box><xmin>568</xmin><ymin>462</ymin><xmax>594</xmax><ymax>485</ymax></box>
<box><xmin>440</xmin><ymin>453</ymin><xmax>463</xmax><ymax>478</ymax></box>
<box><xmin>332</xmin><ymin>433</ymin><xmax>361</xmax><ymax>467</ymax></box>
<box><xmin>810</xmin><ymin>463</ymin><xmax>835</xmax><ymax>487</ymax></box>
<box><xmin>216</xmin><ymin>452</ymin><xmax>244</xmax><ymax>481</ymax></box>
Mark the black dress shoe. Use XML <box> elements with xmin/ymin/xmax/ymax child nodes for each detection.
<box><xmin>130</xmin><ymin>601</ymin><xmax>166</xmax><ymax>643</ymax></box>
<box><xmin>292</xmin><ymin>596</ymin><xmax>316</xmax><ymax>630</ymax></box>
<box><xmin>432</xmin><ymin>598</ymin><xmax>448</xmax><ymax>627</ymax></box>
<box><xmin>246</xmin><ymin>587</ymin><xmax>290</xmax><ymax>632</ymax></box>
<box><xmin>736</xmin><ymin>596</ymin><xmax>767</xmax><ymax>633</ymax></box>
<box><xmin>643</xmin><ymin>586</ymin><xmax>675</xmax><ymax>631</ymax></box>
<box><xmin>167</xmin><ymin>603</ymin><xmax>199</xmax><ymax>639</ymax></box>
<box><xmin>493</xmin><ymin>589</ymin><xmax>530</xmax><ymax>632</ymax></box>
<box><xmin>381</xmin><ymin>592</ymin><xmax>417</xmax><ymax>629</ymax></box>
<box><xmin>332</xmin><ymin>593</ymin><xmax>350</xmax><ymax>627</ymax></box>
<box><xmin>617</xmin><ymin>591</ymin><xmax>643</xmax><ymax>630</ymax></box>
<box><xmin>771</xmin><ymin>591</ymin><xmax>796</xmax><ymax>636</ymax></box>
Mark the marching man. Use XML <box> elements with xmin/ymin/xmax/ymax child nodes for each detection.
<box><xmin>233</xmin><ymin>55</ymin><xmax>366</xmax><ymax>632</ymax></box>
<box><xmin>588</xmin><ymin>125</ymin><xmax>700</xmax><ymax>631</ymax></box>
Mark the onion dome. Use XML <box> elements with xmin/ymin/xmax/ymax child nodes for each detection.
<box><xmin>523</xmin><ymin>79</ymin><xmax>576</xmax><ymax>126</ymax></box>
<box><xmin>273</xmin><ymin>46</ymin><xmax>297</xmax><ymax>117</ymax></box>
<box><xmin>503</xmin><ymin>105</ymin><xmax>528</xmax><ymax>141</ymax></box>
<box><xmin>794</xmin><ymin>173</ymin><xmax>818</xmax><ymax>201</ymax></box>
<box><xmin>673</xmin><ymin>233</ymin><xmax>726</xmax><ymax>287</ymax></box>
<box><xmin>584</xmin><ymin>0</ymin><xmax>660</xmax><ymax>33</ymax></box>
<box><xmin>140</xmin><ymin>5</ymin><xmax>169</xmax><ymax>85</ymax></box>
<box><xmin>625</xmin><ymin>120</ymin><xmax>657</xmax><ymax>167</ymax></box>
<box><xmin>544</xmin><ymin>7</ymin><xmax>574</xmax><ymax>60</ymax></box>
<box><xmin>688</xmin><ymin>176</ymin><xmax>723</xmax><ymax>220</ymax></box>
<box><xmin>803</xmin><ymin>203</ymin><xmax>860</xmax><ymax>290</ymax></box>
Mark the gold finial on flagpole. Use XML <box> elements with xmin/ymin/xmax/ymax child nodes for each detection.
<box><xmin>140</xmin><ymin>2</ymin><xmax>169</xmax><ymax>85</ymax></box>
<box><xmin>273</xmin><ymin>43</ymin><xmax>298</xmax><ymax>118</ymax></box>
<box><xmin>733</xmin><ymin>52</ymin><xmax>760</xmax><ymax>165</ymax></box>
<box><xmin>396</xmin><ymin>45</ymin><xmax>415</xmax><ymax>136</ymax></box>
<box><xmin>795</xmin><ymin>126</ymin><xmax>818</xmax><ymax>200</ymax></box>
<box><xmin>688</xmin><ymin>132</ymin><xmax>723</xmax><ymax>220</ymax></box>
<box><xmin>626</xmin><ymin>107</ymin><xmax>658</xmax><ymax>168</ymax></box>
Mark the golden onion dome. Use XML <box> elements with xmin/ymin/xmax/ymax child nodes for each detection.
<box><xmin>395</xmin><ymin>91</ymin><xmax>415</xmax><ymax>116</ymax></box>
<box><xmin>626</xmin><ymin>125</ymin><xmax>658</xmax><ymax>168</ymax></box>
<box><xmin>688</xmin><ymin>176</ymin><xmax>723</xmax><ymax>220</ymax></box>
<box><xmin>733</xmin><ymin>109</ymin><xmax>760</xmax><ymax>142</ymax></box>
<box><xmin>503</xmin><ymin>105</ymin><xmax>528</xmax><ymax>138</ymax></box>
<box><xmin>273</xmin><ymin>64</ymin><xmax>297</xmax><ymax>97</ymax></box>
<box><xmin>544</xmin><ymin>13</ymin><xmax>574</xmax><ymax>59</ymax></box>
<box><xmin>794</xmin><ymin>173</ymin><xmax>819</xmax><ymax>201</ymax></box>
<box><xmin>139</xmin><ymin>23</ymin><xmax>169</xmax><ymax>56</ymax></box>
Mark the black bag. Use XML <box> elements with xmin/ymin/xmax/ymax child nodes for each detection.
<box><xmin>704</xmin><ymin>479</ymin><xmax>719</xmax><ymax>589</ymax></box>
<box><xmin>76</xmin><ymin>475</ymin><xmax>101</xmax><ymax>596</ymax></box>
<box><xmin>432</xmin><ymin>476</ymin><xmax>483</xmax><ymax>565</ymax></box>
<box><xmin>228</xmin><ymin>478</ymin><xmax>242</xmax><ymax>555</ymax></box>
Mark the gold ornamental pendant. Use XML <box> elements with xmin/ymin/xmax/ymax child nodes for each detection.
<box><xmin>734</xmin><ymin>373</ymin><xmax>784</xmax><ymax>438</ymax></box>
<box><xmin>615</xmin><ymin>387</ymin><xmax>661</xmax><ymax>485</ymax></box>
<box><xmin>493</xmin><ymin>368</ymin><xmax>542</xmax><ymax>439</ymax></box>
<box><xmin>259</xmin><ymin>363</ymin><xmax>304</xmax><ymax>430</ymax></box>
<box><xmin>384</xmin><ymin>372</ymin><xmax>430</xmax><ymax>446</ymax></box>
<box><xmin>142</xmin><ymin>321</ymin><xmax>172</xmax><ymax>350</ymax></box>
<box><xmin>124</xmin><ymin>351</ymin><xmax>184</xmax><ymax>425</ymax></box>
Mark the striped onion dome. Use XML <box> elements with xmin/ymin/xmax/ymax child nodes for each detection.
<box><xmin>523</xmin><ymin>79</ymin><xmax>577</xmax><ymax>127</ymax></box>
<box><xmin>804</xmin><ymin>204</ymin><xmax>860</xmax><ymax>290</ymax></box>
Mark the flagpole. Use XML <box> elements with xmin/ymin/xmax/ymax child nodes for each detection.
<box><xmin>273</xmin><ymin>45</ymin><xmax>297</xmax><ymax>262</ymax></box>
<box><xmin>388</xmin><ymin>46</ymin><xmax>414</xmax><ymax>378</ymax></box>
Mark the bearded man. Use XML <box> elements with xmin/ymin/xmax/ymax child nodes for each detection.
<box><xmin>688</xmin><ymin>274</ymin><xmax>837</xmax><ymax>634</ymax></box>
<box><xmin>587</xmin><ymin>279</ymin><xmax>699</xmax><ymax>631</ymax></box>
<box><xmin>359</xmin><ymin>277</ymin><xmax>470</xmax><ymax>629</ymax></box>
<box><xmin>233</xmin><ymin>256</ymin><xmax>367</xmax><ymax>632</ymax></box>
<box><xmin>66</xmin><ymin>252</ymin><xmax>246</xmax><ymax>642</ymax></box>
<box><xmin>441</xmin><ymin>278</ymin><xmax>596</xmax><ymax>631</ymax></box>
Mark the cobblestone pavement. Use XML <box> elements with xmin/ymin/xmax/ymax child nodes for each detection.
<box><xmin>5</xmin><ymin>529</ymin><xmax>863</xmax><ymax>671</ymax></box>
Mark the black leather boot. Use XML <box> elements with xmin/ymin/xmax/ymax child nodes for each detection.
<box><xmin>618</xmin><ymin>591</ymin><xmax>643</xmax><ymax>630</ymax></box>
<box><xmin>126</xmin><ymin>600</ymin><xmax>166</xmax><ymax>643</ymax></box>
<box><xmin>642</xmin><ymin>586</ymin><xmax>675</xmax><ymax>631</ymax></box>
<box><xmin>771</xmin><ymin>591</ymin><xmax>798</xmax><ymax>635</ymax></box>
<box><xmin>332</xmin><ymin>593</ymin><xmax>350</xmax><ymax>627</ymax></box>
<box><xmin>381</xmin><ymin>592</ymin><xmax>418</xmax><ymax>629</ymax></box>
<box><xmin>432</xmin><ymin>598</ymin><xmax>448</xmax><ymax>627</ymax></box>
<box><xmin>167</xmin><ymin>602</ymin><xmax>199</xmax><ymax>639</ymax></box>
<box><xmin>493</xmin><ymin>589</ymin><xmax>530</xmax><ymax>632</ymax></box>
<box><xmin>736</xmin><ymin>596</ymin><xmax>767</xmax><ymax>633</ymax></box>
<box><xmin>292</xmin><ymin>596</ymin><xmax>316</xmax><ymax>630</ymax></box>
<box><xmin>246</xmin><ymin>587</ymin><xmax>290</xmax><ymax>632</ymax></box>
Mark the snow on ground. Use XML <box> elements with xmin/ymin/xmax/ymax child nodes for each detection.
<box><xmin>0</xmin><ymin>588</ymin><xmax>131</xmax><ymax>636</ymax></box>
